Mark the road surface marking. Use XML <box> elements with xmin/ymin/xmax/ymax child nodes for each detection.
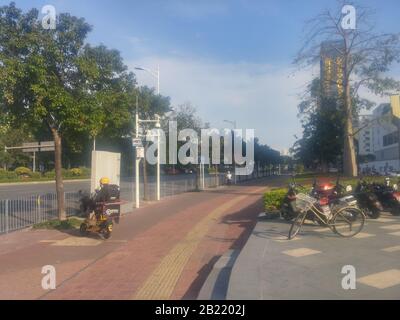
<box><xmin>353</xmin><ymin>232</ymin><xmax>375</xmax><ymax>239</ymax></box>
<box><xmin>382</xmin><ymin>245</ymin><xmax>400</xmax><ymax>252</ymax></box>
<box><xmin>133</xmin><ymin>186</ymin><xmax>266</xmax><ymax>300</ymax></box>
<box><xmin>282</xmin><ymin>248</ymin><xmax>321</xmax><ymax>257</ymax></box>
<box><xmin>380</xmin><ymin>224</ymin><xmax>400</xmax><ymax>230</ymax></box>
<box><xmin>358</xmin><ymin>269</ymin><xmax>400</xmax><ymax>289</ymax></box>
<box><xmin>388</xmin><ymin>231</ymin><xmax>400</xmax><ymax>236</ymax></box>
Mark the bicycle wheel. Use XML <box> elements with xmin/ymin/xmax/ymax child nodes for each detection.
<box><xmin>332</xmin><ymin>206</ymin><xmax>365</xmax><ymax>237</ymax></box>
<box><xmin>288</xmin><ymin>212</ymin><xmax>307</xmax><ymax>240</ymax></box>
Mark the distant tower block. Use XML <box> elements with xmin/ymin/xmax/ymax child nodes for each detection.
<box><xmin>320</xmin><ymin>41</ymin><xmax>345</xmax><ymax>99</ymax></box>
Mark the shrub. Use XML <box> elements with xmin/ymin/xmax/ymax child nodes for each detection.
<box><xmin>44</xmin><ymin>170</ymin><xmax>55</xmax><ymax>179</ymax></box>
<box><xmin>15</xmin><ymin>166</ymin><xmax>32</xmax><ymax>177</ymax></box>
<box><xmin>44</xmin><ymin>167</ymin><xmax>90</xmax><ymax>179</ymax></box>
<box><xmin>79</xmin><ymin>167</ymin><xmax>91</xmax><ymax>176</ymax></box>
<box><xmin>30</xmin><ymin>172</ymin><xmax>42</xmax><ymax>179</ymax></box>
<box><xmin>69</xmin><ymin>168</ymin><xmax>82</xmax><ymax>176</ymax></box>
<box><xmin>263</xmin><ymin>188</ymin><xmax>288</xmax><ymax>211</ymax></box>
<box><xmin>0</xmin><ymin>169</ymin><xmax>18</xmax><ymax>180</ymax></box>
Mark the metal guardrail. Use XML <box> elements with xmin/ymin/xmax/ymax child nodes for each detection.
<box><xmin>0</xmin><ymin>170</ymin><xmax>271</xmax><ymax>234</ymax></box>
<box><xmin>0</xmin><ymin>192</ymin><xmax>81</xmax><ymax>234</ymax></box>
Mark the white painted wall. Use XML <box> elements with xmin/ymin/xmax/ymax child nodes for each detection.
<box><xmin>90</xmin><ymin>151</ymin><xmax>121</xmax><ymax>193</ymax></box>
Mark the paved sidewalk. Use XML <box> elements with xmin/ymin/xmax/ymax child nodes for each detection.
<box><xmin>227</xmin><ymin>212</ymin><xmax>400</xmax><ymax>299</ymax></box>
<box><xmin>0</xmin><ymin>177</ymin><xmax>283</xmax><ymax>299</ymax></box>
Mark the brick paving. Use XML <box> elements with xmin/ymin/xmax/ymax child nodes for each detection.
<box><xmin>0</xmin><ymin>178</ymin><xmax>276</xmax><ymax>299</ymax></box>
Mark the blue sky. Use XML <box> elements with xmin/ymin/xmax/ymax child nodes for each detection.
<box><xmin>4</xmin><ymin>0</ymin><xmax>400</xmax><ymax>151</ymax></box>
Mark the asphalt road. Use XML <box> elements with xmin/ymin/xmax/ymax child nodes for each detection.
<box><xmin>0</xmin><ymin>174</ymin><xmax>202</xmax><ymax>199</ymax></box>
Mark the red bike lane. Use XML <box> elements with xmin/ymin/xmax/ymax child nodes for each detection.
<box><xmin>0</xmin><ymin>178</ymin><xmax>279</xmax><ymax>299</ymax></box>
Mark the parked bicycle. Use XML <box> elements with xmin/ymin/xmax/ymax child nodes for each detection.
<box><xmin>288</xmin><ymin>193</ymin><xmax>365</xmax><ymax>240</ymax></box>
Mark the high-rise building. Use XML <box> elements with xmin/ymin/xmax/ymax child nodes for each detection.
<box><xmin>320</xmin><ymin>41</ymin><xmax>345</xmax><ymax>98</ymax></box>
<box><xmin>358</xmin><ymin>95</ymin><xmax>400</xmax><ymax>173</ymax></box>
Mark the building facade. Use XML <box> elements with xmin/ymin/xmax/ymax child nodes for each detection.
<box><xmin>358</xmin><ymin>96</ymin><xmax>400</xmax><ymax>174</ymax></box>
<box><xmin>320</xmin><ymin>41</ymin><xmax>345</xmax><ymax>98</ymax></box>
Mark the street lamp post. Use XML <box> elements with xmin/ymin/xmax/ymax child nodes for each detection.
<box><xmin>133</xmin><ymin>66</ymin><xmax>162</xmax><ymax>203</ymax></box>
<box><xmin>136</xmin><ymin>114</ymin><xmax>161</xmax><ymax>202</ymax></box>
<box><xmin>223</xmin><ymin>119</ymin><xmax>237</xmax><ymax>184</ymax></box>
<box><xmin>134</xmin><ymin>65</ymin><xmax>160</xmax><ymax>94</ymax></box>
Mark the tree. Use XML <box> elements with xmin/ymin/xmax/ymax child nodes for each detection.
<box><xmin>0</xmin><ymin>3</ymin><xmax>136</xmax><ymax>219</ymax></box>
<box><xmin>0</xmin><ymin>124</ymin><xmax>33</xmax><ymax>169</ymax></box>
<box><xmin>294</xmin><ymin>0</ymin><xmax>400</xmax><ymax>176</ymax></box>
<box><xmin>168</xmin><ymin>102</ymin><xmax>203</xmax><ymax>175</ymax></box>
<box><xmin>293</xmin><ymin>78</ymin><xmax>345</xmax><ymax>170</ymax></box>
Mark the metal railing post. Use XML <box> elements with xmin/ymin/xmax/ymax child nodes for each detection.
<box><xmin>5</xmin><ymin>199</ymin><xmax>9</xmax><ymax>234</ymax></box>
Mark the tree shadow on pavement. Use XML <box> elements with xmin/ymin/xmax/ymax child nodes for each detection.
<box><xmin>182</xmin><ymin>197</ymin><xmax>263</xmax><ymax>299</ymax></box>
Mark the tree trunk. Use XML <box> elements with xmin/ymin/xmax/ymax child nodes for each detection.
<box><xmin>343</xmin><ymin>79</ymin><xmax>358</xmax><ymax>177</ymax></box>
<box><xmin>51</xmin><ymin>128</ymin><xmax>66</xmax><ymax>220</ymax></box>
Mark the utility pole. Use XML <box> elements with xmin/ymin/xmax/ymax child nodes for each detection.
<box><xmin>156</xmin><ymin>114</ymin><xmax>161</xmax><ymax>201</ymax></box>
<box><xmin>134</xmin><ymin>97</ymin><xmax>161</xmax><ymax>205</ymax></box>
<box><xmin>32</xmin><ymin>151</ymin><xmax>36</xmax><ymax>172</ymax></box>
<box><xmin>135</xmin><ymin>96</ymin><xmax>140</xmax><ymax>208</ymax></box>
<box><xmin>3</xmin><ymin>146</ymin><xmax>6</xmax><ymax>170</ymax></box>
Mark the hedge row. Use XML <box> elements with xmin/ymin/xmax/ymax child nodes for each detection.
<box><xmin>263</xmin><ymin>177</ymin><xmax>385</xmax><ymax>212</ymax></box>
<box><xmin>0</xmin><ymin>167</ymin><xmax>90</xmax><ymax>181</ymax></box>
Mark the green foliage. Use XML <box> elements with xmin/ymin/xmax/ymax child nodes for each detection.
<box><xmin>0</xmin><ymin>168</ymin><xmax>17</xmax><ymax>180</ymax></box>
<box><xmin>292</xmin><ymin>79</ymin><xmax>345</xmax><ymax>169</ymax></box>
<box><xmin>295</xmin><ymin>164</ymin><xmax>305</xmax><ymax>174</ymax></box>
<box><xmin>263</xmin><ymin>188</ymin><xmax>288</xmax><ymax>211</ymax></box>
<box><xmin>44</xmin><ymin>170</ymin><xmax>55</xmax><ymax>179</ymax></box>
<box><xmin>14</xmin><ymin>166</ymin><xmax>32</xmax><ymax>177</ymax></box>
<box><xmin>32</xmin><ymin>217</ymin><xmax>83</xmax><ymax>230</ymax></box>
<box><xmin>294</xmin><ymin>3</ymin><xmax>400</xmax><ymax>176</ymax></box>
<box><xmin>0</xmin><ymin>3</ymin><xmax>172</xmax><ymax>178</ymax></box>
<box><xmin>30</xmin><ymin>171</ymin><xmax>41</xmax><ymax>179</ymax></box>
<box><xmin>43</xmin><ymin>167</ymin><xmax>89</xmax><ymax>179</ymax></box>
<box><xmin>69</xmin><ymin>168</ymin><xmax>82</xmax><ymax>176</ymax></box>
<box><xmin>78</xmin><ymin>166</ymin><xmax>91</xmax><ymax>176</ymax></box>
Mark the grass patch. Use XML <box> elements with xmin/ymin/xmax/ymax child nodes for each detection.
<box><xmin>32</xmin><ymin>217</ymin><xmax>83</xmax><ymax>230</ymax></box>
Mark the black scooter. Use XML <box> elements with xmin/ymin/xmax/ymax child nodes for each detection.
<box><xmin>371</xmin><ymin>178</ymin><xmax>400</xmax><ymax>216</ymax></box>
<box><xmin>280</xmin><ymin>181</ymin><xmax>298</xmax><ymax>221</ymax></box>
<box><xmin>353</xmin><ymin>179</ymin><xmax>383</xmax><ymax>219</ymax></box>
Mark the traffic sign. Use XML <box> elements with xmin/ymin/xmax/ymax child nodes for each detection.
<box><xmin>22</xmin><ymin>142</ymin><xmax>39</xmax><ymax>153</ymax></box>
<box><xmin>40</xmin><ymin>141</ymin><xmax>55</xmax><ymax>151</ymax></box>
